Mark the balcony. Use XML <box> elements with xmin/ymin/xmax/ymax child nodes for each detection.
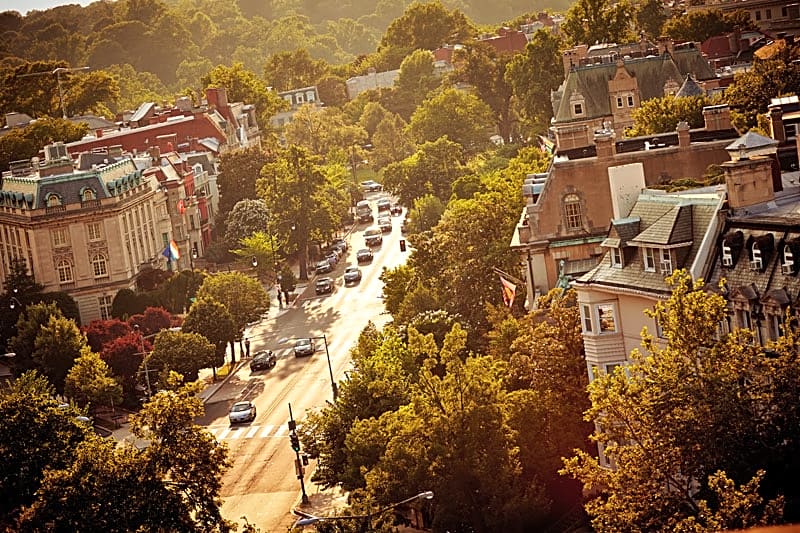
<box><xmin>45</xmin><ymin>205</ymin><xmax>67</xmax><ymax>215</ymax></box>
<box><xmin>81</xmin><ymin>199</ymin><xmax>101</xmax><ymax>210</ymax></box>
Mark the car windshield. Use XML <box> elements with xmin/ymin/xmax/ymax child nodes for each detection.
<box><xmin>365</xmin><ymin>228</ymin><xmax>381</xmax><ymax>236</ymax></box>
<box><xmin>295</xmin><ymin>339</ymin><xmax>310</xmax><ymax>347</ymax></box>
<box><xmin>346</xmin><ymin>267</ymin><xmax>358</xmax><ymax>273</ymax></box>
<box><xmin>231</xmin><ymin>403</ymin><xmax>251</xmax><ymax>412</ymax></box>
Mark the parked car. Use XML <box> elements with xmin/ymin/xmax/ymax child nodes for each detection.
<box><xmin>325</xmin><ymin>251</ymin><xmax>339</xmax><ymax>266</ymax></box>
<box><xmin>331</xmin><ymin>238</ymin><xmax>348</xmax><ymax>253</ymax></box>
<box><xmin>294</xmin><ymin>338</ymin><xmax>315</xmax><ymax>357</ymax></box>
<box><xmin>364</xmin><ymin>227</ymin><xmax>383</xmax><ymax>247</ymax></box>
<box><xmin>229</xmin><ymin>401</ymin><xmax>257</xmax><ymax>424</ymax></box>
<box><xmin>378</xmin><ymin>216</ymin><xmax>392</xmax><ymax>233</ymax></box>
<box><xmin>250</xmin><ymin>350</ymin><xmax>276</xmax><ymax>372</ymax></box>
<box><xmin>356</xmin><ymin>248</ymin><xmax>373</xmax><ymax>263</ymax></box>
<box><xmin>315</xmin><ymin>277</ymin><xmax>334</xmax><ymax>294</ymax></box>
<box><xmin>344</xmin><ymin>266</ymin><xmax>362</xmax><ymax>284</ymax></box>
<box><xmin>390</xmin><ymin>204</ymin><xmax>403</xmax><ymax>216</ymax></box>
<box><xmin>377</xmin><ymin>198</ymin><xmax>391</xmax><ymax>212</ymax></box>
<box><xmin>361</xmin><ymin>180</ymin><xmax>382</xmax><ymax>193</ymax></box>
<box><xmin>315</xmin><ymin>260</ymin><xmax>332</xmax><ymax>275</ymax></box>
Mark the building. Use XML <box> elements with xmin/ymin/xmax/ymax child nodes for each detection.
<box><xmin>0</xmin><ymin>143</ymin><xmax>173</xmax><ymax>322</ymax></box>
<box><xmin>270</xmin><ymin>86</ymin><xmax>322</xmax><ymax>128</ymax></box>
<box><xmin>687</xmin><ymin>0</ymin><xmax>800</xmax><ymax>39</ymax></box>
<box><xmin>552</xmin><ymin>41</ymin><xmax>717</xmax><ymax>150</ymax></box>
<box><xmin>346</xmin><ymin>69</ymin><xmax>400</xmax><ymax>101</ymax></box>
<box><xmin>510</xmin><ymin>105</ymin><xmax>739</xmax><ymax>307</ymax></box>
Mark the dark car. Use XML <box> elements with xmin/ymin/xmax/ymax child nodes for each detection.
<box><xmin>356</xmin><ymin>248</ymin><xmax>373</xmax><ymax>263</ymax></box>
<box><xmin>294</xmin><ymin>338</ymin><xmax>316</xmax><ymax>357</ymax></box>
<box><xmin>331</xmin><ymin>238</ymin><xmax>348</xmax><ymax>252</ymax></box>
<box><xmin>378</xmin><ymin>216</ymin><xmax>392</xmax><ymax>233</ymax></box>
<box><xmin>315</xmin><ymin>277</ymin><xmax>334</xmax><ymax>294</ymax></box>
<box><xmin>250</xmin><ymin>350</ymin><xmax>276</xmax><ymax>372</ymax></box>
<box><xmin>390</xmin><ymin>204</ymin><xmax>403</xmax><ymax>216</ymax></box>
<box><xmin>315</xmin><ymin>260</ymin><xmax>332</xmax><ymax>275</ymax></box>
<box><xmin>377</xmin><ymin>198</ymin><xmax>391</xmax><ymax>212</ymax></box>
<box><xmin>364</xmin><ymin>227</ymin><xmax>383</xmax><ymax>247</ymax></box>
<box><xmin>361</xmin><ymin>180</ymin><xmax>382</xmax><ymax>193</ymax></box>
<box><xmin>344</xmin><ymin>266</ymin><xmax>362</xmax><ymax>285</ymax></box>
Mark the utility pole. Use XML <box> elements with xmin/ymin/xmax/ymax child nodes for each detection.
<box><xmin>17</xmin><ymin>66</ymin><xmax>90</xmax><ymax>119</ymax></box>
<box><xmin>288</xmin><ymin>403</ymin><xmax>309</xmax><ymax>504</ymax></box>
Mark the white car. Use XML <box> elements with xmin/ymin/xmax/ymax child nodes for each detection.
<box><xmin>229</xmin><ymin>401</ymin><xmax>256</xmax><ymax>424</ymax></box>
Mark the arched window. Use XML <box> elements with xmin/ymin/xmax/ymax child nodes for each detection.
<box><xmin>563</xmin><ymin>194</ymin><xmax>583</xmax><ymax>231</ymax></box>
<box><xmin>56</xmin><ymin>259</ymin><xmax>74</xmax><ymax>283</ymax></box>
<box><xmin>82</xmin><ymin>188</ymin><xmax>96</xmax><ymax>201</ymax></box>
<box><xmin>91</xmin><ymin>254</ymin><xmax>108</xmax><ymax>278</ymax></box>
<box><xmin>46</xmin><ymin>194</ymin><xmax>62</xmax><ymax>207</ymax></box>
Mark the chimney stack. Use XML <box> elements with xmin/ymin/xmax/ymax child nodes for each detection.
<box><xmin>594</xmin><ymin>130</ymin><xmax>616</xmax><ymax>160</ymax></box>
<box><xmin>768</xmin><ymin>104</ymin><xmax>786</xmax><ymax>144</ymax></box>
<box><xmin>677</xmin><ymin>121</ymin><xmax>690</xmax><ymax>149</ymax></box>
<box><xmin>703</xmin><ymin>104</ymin><xmax>732</xmax><ymax>131</ymax></box>
<box><xmin>723</xmin><ymin>156</ymin><xmax>775</xmax><ymax>210</ymax></box>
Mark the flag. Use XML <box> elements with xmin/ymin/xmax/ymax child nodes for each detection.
<box><xmin>162</xmin><ymin>239</ymin><xmax>181</xmax><ymax>261</ymax></box>
<box><xmin>499</xmin><ymin>275</ymin><xmax>516</xmax><ymax>308</ymax></box>
<box><xmin>538</xmin><ymin>135</ymin><xmax>555</xmax><ymax>155</ymax></box>
<box><xmin>177</xmin><ymin>199</ymin><xmax>186</xmax><ymax>214</ymax></box>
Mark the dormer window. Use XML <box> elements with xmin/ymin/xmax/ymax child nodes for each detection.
<box><xmin>81</xmin><ymin>188</ymin><xmax>96</xmax><ymax>201</ymax></box>
<box><xmin>627</xmin><ymin>95</ymin><xmax>634</xmax><ymax>107</ymax></box>
<box><xmin>643</xmin><ymin>247</ymin><xmax>656</xmax><ymax>272</ymax></box>
<box><xmin>46</xmin><ymin>194</ymin><xmax>62</xmax><ymax>207</ymax></box>
<box><xmin>722</xmin><ymin>243</ymin><xmax>734</xmax><ymax>267</ymax></box>
<box><xmin>782</xmin><ymin>245</ymin><xmax>795</xmax><ymax>275</ymax></box>
<box><xmin>616</xmin><ymin>96</ymin><xmax>624</xmax><ymax>108</ymax></box>
<box><xmin>660</xmin><ymin>249</ymin><xmax>673</xmax><ymax>274</ymax></box>
<box><xmin>610</xmin><ymin>247</ymin><xmax>623</xmax><ymax>268</ymax></box>
<box><xmin>573</xmin><ymin>103</ymin><xmax>583</xmax><ymax>116</ymax></box>
<box><xmin>750</xmin><ymin>244</ymin><xmax>763</xmax><ymax>271</ymax></box>
<box><xmin>569</xmin><ymin>91</ymin><xmax>586</xmax><ymax>118</ymax></box>
<box><xmin>296</xmin><ymin>93</ymin><xmax>305</xmax><ymax>104</ymax></box>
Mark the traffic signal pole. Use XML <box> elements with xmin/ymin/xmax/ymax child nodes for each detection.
<box><xmin>288</xmin><ymin>403</ymin><xmax>309</xmax><ymax>504</ymax></box>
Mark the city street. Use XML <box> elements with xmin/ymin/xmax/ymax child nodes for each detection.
<box><xmin>197</xmin><ymin>195</ymin><xmax>407</xmax><ymax>531</ymax></box>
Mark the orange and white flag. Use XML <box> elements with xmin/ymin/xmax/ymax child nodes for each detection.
<box><xmin>499</xmin><ymin>276</ymin><xmax>516</xmax><ymax>308</ymax></box>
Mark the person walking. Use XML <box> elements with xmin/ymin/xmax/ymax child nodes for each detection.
<box><xmin>277</xmin><ymin>289</ymin><xmax>283</xmax><ymax>307</ymax></box>
<box><xmin>244</xmin><ymin>338</ymin><xmax>251</xmax><ymax>358</ymax></box>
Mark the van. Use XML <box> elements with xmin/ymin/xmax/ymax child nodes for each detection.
<box><xmin>364</xmin><ymin>227</ymin><xmax>383</xmax><ymax>247</ymax></box>
<box><xmin>356</xmin><ymin>200</ymin><xmax>373</xmax><ymax>223</ymax></box>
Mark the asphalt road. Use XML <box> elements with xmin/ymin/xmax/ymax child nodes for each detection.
<box><xmin>197</xmin><ymin>194</ymin><xmax>407</xmax><ymax>532</ymax></box>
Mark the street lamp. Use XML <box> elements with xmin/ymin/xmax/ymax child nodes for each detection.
<box><xmin>278</xmin><ymin>335</ymin><xmax>337</xmax><ymax>401</ymax></box>
<box><xmin>190</xmin><ymin>247</ymin><xmax>198</xmax><ymax>270</ymax></box>
<box><xmin>18</xmin><ymin>66</ymin><xmax>91</xmax><ymax>119</ymax></box>
<box><xmin>293</xmin><ymin>491</ymin><xmax>434</xmax><ymax>530</ymax></box>
<box><xmin>133</xmin><ymin>325</ymin><xmax>154</xmax><ymax>399</ymax></box>
<box><xmin>8</xmin><ymin>296</ymin><xmax>22</xmax><ymax>310</ymax></box>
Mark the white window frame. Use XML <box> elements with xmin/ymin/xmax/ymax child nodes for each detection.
<box><xmin>750</xmin><ymin>244</ymin><xmax>762</xmax><ymax>270</ymax></box>
<box><xmin>56</xmin><ymin>259</ymin><xmax>73</xmax><ymax>283</ymax></box>
<box><xmin>722</xmin><ymin>243</ymin><xmax>734</xmax><ymax>267</ymax></box>
<box><xmin>581</xmin><ymin>304</ymin><xmax>593</xmax><ymax>333</ymax></box>
<box><xmin>611</xmin><ymin>247</ymin><xmax>623</xmax><ymax>268</ymax></box>
<box><xmin>597</xmin><ymin>303</ymin><xmax>617</xmax><ymax>334</ymax></box>
<box><xmin>573</xmin><ymin>103</ymin><xmax>583</xmax><ymax>116</ymax></box>
<box><xmin>91</xmin><ymin>254</ymin><xmax>108</xmax><ymax>278</ymax></box>
<box><xmin>643</xmin><ymin>247</ymin><xmax>656</xmax><ymax>272</ymax></box>
<box><xmin>660</xmin><ymin>248</ymin><xmax>673</xmax><ymax>274</ymax></box>
<box><xmin>98</xmin><ymin>295</ymin><xmax>113</xmax><ymax>320</ymax></box>
<box><xmin>82</xmin><ymin>188</ymin><xmax>96</xmax><ymax>201</ymax></box>
<box><xmin>87</xmin><ymin>222</ymin><xmax>102</xmax><ymax>242</ymax></box>
<box><xmin>295</xmin><ymin>93</ymin><xmax>305</xmax><ymax>104</ymax></box>
<box><xmin>46</xmin><ymin>194</ymin><xmax>61</xmax><ymax>207</ymax></box>
<box><xmin>51</xmin><ymin>228</ymin><xmax>68</xmax><ymax>247</ymax></box>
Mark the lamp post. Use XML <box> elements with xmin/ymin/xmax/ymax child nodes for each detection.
<box><xmin>311</xmin><ymin>335</ymin><xmax>337</xmax><ymax>401</ymax></box>
<box><xmin>8</xmin><ymin>296</ymin><xmax>22</xmax><ymax>310</ymax></box>
<box><xmin>190</xmin><ymin>247</ymin><xmax>198</xmax><ymax>270</ymax></box>
<box><xmin>133</xmin><ymin>325</ymin><xmax>154</xmax><ymax>399</ymax></box>
<box><xmin>293</xmin><ymin>491</ymin><xmax>434</xmax><ymax>530</ymax></box>
<box><xmin>17</xmin><ymin>66</ymin><xmax>90</xmax><ymax>119</ymax></box>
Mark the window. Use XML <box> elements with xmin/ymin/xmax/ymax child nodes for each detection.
<box><xmin>769</xmin><ymin>312</ymin><xmax>784</xmax><ymax>341</ymax></box>
<box><xmin>82</xmin><ymin>188</ymin><xmax>96</xmax><ymax>201</ymax></box>
<box><xmin>722</xmin><ymin>243</ymin><xmax>734</xmax><ymax>267</ymax></box>
<box><xmin>51</xmin><ymin>228</ymin><xmax>68</xmax><ymax>247</ymax></box>
<box><xmin>573</xmin><ymin>103</ymin><xmax>583</xmax><ymax>116</ymax></box>
<box><xmin>654</xmin><ymin>315</ymin><xmax>665</xmax><ymax>338</ymax></box>
<box><xmin>782</xmin><ymin>6</ymin><xmax>788</xmax><ymax>16</ymax></box>
<box><xmin>750</xmin><ymin>244</ymin><xmax>762</xmax><ymax>270</ymax></box>
<box><xmin>765</xmin><ymin>8</ymin><xmax>771</xmax><ymax>19</ymax></box>
<box><xmin>605</xmin><ymin>363</ymin><xmax>622</xmax><ymax>375</ymax></box>
<box><xmin>46</xmin><ymin>194</ymin><xmax>61</xmax><ymax>207</ymax></box>
<box><xmin>56</xmin><ymin>259</ymin><xmax>73</xmax><ymax>283</ymax></box>
<box><xmin>643</xmin><ymin>247</ymin><xmax>656</xmax><ymax>271</ymax></box>
<box><xmin>611</xmin><ymin>247</ymin><xmax>623</xmax><ymax>268</ymax></box>
<box><xmin>597</xmin><ymin>303</ymin><xmax>617</xmax><ymax>333</ymax></box>
<box><xmin>91</xmin><ymin>254</ymin><xmax>108</xmax><ymax>277</ymax></box>
<box><xmin>755</xmin><ymin>10</ymin><xmax>761</xmax><ymax>20</ymax></box>
<box><xmin>581</xmin><ymin>304</ymin><xmax>593</xmax><ymax>333</ymax></box>
<box><xmin>660</xmin><ymin>249</ymin><xmax>673</xmax><ymax>274</ymax></box>
<box><xmin>627</xmin><ymin>95</ymin><xmax>634</xmax><ymax>107</ymax></box>
<box><xmin>305</xmin><ymin>90</ymin><xmax>316</xmax><ymax>102</ymax></box>
<box><xmin>736</xmin><ymin>308</ymin><xmax>751</xmax><ymax>330</ymax></box>
<box><xmin>98</xmin><ymin>295</ymin><xmax>113</xmax><ymax>320</ymax></box>
<box><xmin>295</xmin><ymin>93</ymin><xmax>305</xmax><ymax>104</ymax></box>
<box><xmin>564</xmin><ymin>194</ymin><xmax>582</xmax><ymax>231</ymax></box>
<box><xmin>782</xmin><ymin>245</ymin><xmax>794</xmax><ymax>275</ymax></box>
<box><xmin>87</xmin><ymin>222</ymin><xmax>102</xmax><ymax>241</ymax></box>
<box><xmin>616</xmin><ymin>96</ymin><xmax>624</xmax><ymax>108</ymax></box>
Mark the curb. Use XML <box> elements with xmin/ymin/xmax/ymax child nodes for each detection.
<box><xmin>200</xmin><ymin>359</ymin><xmax>250</xmax><ymax>404</ymax></box>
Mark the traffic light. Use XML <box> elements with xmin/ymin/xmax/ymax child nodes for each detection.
<box><xmin>302</xmin><ymin>454</ymin><xmax>310</xmax><ymax>466</ymax></box>
<box><xmin>290</xmin><ymin>432</ymin><xmax>301</xmax><ymax>452</ymax></box>
<box><xmin>399</xmin><ymin>239</ymin><xmax>406</xmax><ymax>252</ymax></box>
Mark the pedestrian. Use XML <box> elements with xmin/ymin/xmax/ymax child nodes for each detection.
<box><xmin>244</xmin><ymin>338</ymin><xmax>250</xmax><ymax>358</ymax></box>
<box><xmin>283</xmin><ymin>289</ymin><xmax>290</xmax><ymax>305</ymax></box>
<box><xmin>277</xmin><ymin>289</ymin><xmax>283</xmax><ymax>307</ymax></box>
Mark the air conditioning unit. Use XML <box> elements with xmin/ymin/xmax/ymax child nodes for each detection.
<box><xmin>782</xmin><ymin>263</ymin><xmax>794</xmax><ymax>275</ymax></box>
<box><xmin>722</xmin><ymin>255</ymin><xmax>734</xmax><ymax>267</ymax></box>
<box><xmin>660</xmin><ymin>260</ymin><xmax>673</xmax><ymax>274</ymax></box>
<box><xmin>749</xmin><ymin>259</ymin><xmax>762</xmax><ymax>271</ymax></box>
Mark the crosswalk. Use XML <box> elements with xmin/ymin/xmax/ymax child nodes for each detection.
<box><xmin>206</xmin><ymin>423</ymin><xmax>291</xmax><ymax>441</ymax></box>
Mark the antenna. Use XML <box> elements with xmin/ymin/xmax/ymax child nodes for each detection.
<box><xmin>17</xmin><ymin>66</ymin><xmax>91</xmax><ymax>119</ymax></box>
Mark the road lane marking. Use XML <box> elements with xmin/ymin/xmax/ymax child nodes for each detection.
<box><xmin>228</xmin><ymin>427</ymin><xmax>243</xmax><ymax>439</ymax></box>
<box><xmin>260</xmin><ymin>424</ymin><xmax>275</xmax><ymax>437</ymax></box>
<box><xmin>273</xmin><ymin>424</ymin><xmax>289</xmax><ymax>437</ymax></box>
<box><xmin>217</xmin><ymin>427</ymin><xmax>232</xmax><ymax>440</ymax></box>
<box><xmin>245</xmin><ymin>425</ymin><xmax>260</xmax><ymax>438</ymax></box>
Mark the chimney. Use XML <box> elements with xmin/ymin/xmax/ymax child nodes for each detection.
<box><xmin>768</xmin><ymin>105</ymin><xmax>786</xmax><ymax>144</ymax></box>
<box><xmin>149</xmin><ymin>146</ymin><xmax>161</xmax><ymax>165</ymax></box>
<box><xmin>723</xmin><ymin>156</ymin><xmax>775</xmax><ymax>210</ymax></box>
<box><xmin>703</xmin><ymin>104</ymin><xmax>732</xmax><ymax>131</ymax></box>
<box><xmin>95</xmin><ymin>129</ymin><xmax>104</xmax><ymax>138</ymax></box>
<box><xmin>657</xmin><ymin>36</ymin><xmax>674</xmax><ymax>56</ymax></box>
<box><xmin>205</xmin><ymin>87</ymin><xmax>229</xmax><ymax>111</ymax></box>
<box><xmin>594</xmin><ymin>130</ymin><xmax>616</xmax><ymax>160</ymax></box>
<box><xmin>677</xmin><ymin>121</ymin><xmax>690</xmax><ymax>149</ymax></box>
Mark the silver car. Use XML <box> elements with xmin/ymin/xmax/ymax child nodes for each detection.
<box><xmin>229</xmin><ymin>401</ymin><xmax>256</xmax><ymax>424</ymax></box>
<box><xmin>294</xmin><ymin>338</ymin><xmax>316</xmax><ymax>357</ymax></box>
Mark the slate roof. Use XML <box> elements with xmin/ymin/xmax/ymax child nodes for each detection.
<box><xmin>577</xmin><ymin>192</ymin><xmax>721</xmax><ymax>294</ymax></box>
<box><xmin>675</xmin><ymin>74</ymin><xmax>704</xmax><ymax>98</ymax></box>
<box><xmin>725</xmin><ymin>131</ymin><xmax>779</xmax><ymax>152</ymax></box>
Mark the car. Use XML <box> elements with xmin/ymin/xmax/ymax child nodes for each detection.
<box><xmin>391</xmin><ymin>204</ymin><xmax>403</xmax><ymax>216</ymax></box>
<box><xmin>360</xmin><ymin>180</ymin><xmax>382</xmax><ymax>193</ymax></box>
<box><xmin>364</xmin><ymin>227</ymin><xmax>383</xmax><ymax>247</ymax></box>
<box><xmin>229</xmin><ymin>401</ymin><xmax>257</xmax><ymax>424</ymax></box>
<box><xmin>401</xmin><ymin>219</ymin><xmax>408</xmax><ymax>234</ymax></box>
<box><xmin>344</xmin><ymin>266</ymin><xmax>362</xmax><ymax>284</ymax></box>
<box><xmin>294</xmin><ymin>338</ymin><xmax>316</xmax><ymax>357</ymax></box>
<box><xmin>250</xmin><ymin>350</ymin><xmax>276</xmax><ymax>372</ymax></box>
<box><xmin>378</xmin><ymin>216</ymin><xmax>392</xmax><ymax>233</ymax></box>
<box><xmin>315</xmin><ymin>276</ymin><xmax>334</xmax><ymax>294</ymax></box>
<box><xmin>315</xmin><ymin>260</ymin><xmax>332</xmax><ymax>275</ymax></box>
<box><xmin>325</xmin><ymin>251</ymin><xmax>339</xmax><ymax>266</ymax></box>
<box><xmin>356</xmin><ymin>248</ymin><xmax>373</xmax><ymax>263</ymax></box>
<box><xmin>377</xmin><ymin>198</ymin><xmax>391</xmax><ymax>212</ymax></box>
<box><xmin>331</xmin><ymin>238</ymin><xmax>348</xmax><ymax>253</ymax></box>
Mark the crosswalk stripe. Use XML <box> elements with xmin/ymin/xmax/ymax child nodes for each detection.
<box><xmin>274</xmin><ymin>425</ymin><xmax>289</xmax><ymax>437</ymax></box>
<box><xmin>260</xmin><ymin>424</ymin><xmax>275</xmax><ymax>437</ymax></box>
<box><xmin>245</xmin><ymin>425</ymin><xmax>260</xmax><ymax>439</ymax></box>
<box><xmin>228</xmin><ymin>428</ymin><xmax>243</xmax><ymax>439</ymax></box>
<box><xmin>217</xmin><ymin>427</ymin><xmax>232</xmax><ymax>440</ymax></box>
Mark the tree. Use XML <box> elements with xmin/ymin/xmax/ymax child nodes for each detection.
<box><xmin>0</xmin><ymin>372</ymin><xmax>90</xmax><ymax>528</ymax></box>
<box><xmin>9</xmin><ymin>302</ymin><xmax>64</xmax><ymax>376</ymax></box>
<box><xmin>201</xmin><ymin>62</ymin><xmax>286</xmax><ymax>130</ymax></box>
<box><xmin>0</xmin><ymin>116</ymin><xmax>88</xmax><ymax>171</ymax></box>
<box><xmin>662</xmin><ymin>9</ymin><xmax>753</xmax><ymax>43</ymax></box>
<box><xmin>370</xmin><ymin>112</ymin><xmax>415</xmax><ymax>170</ymax></box>
<box><xmin>182</xmin><ymin>298</ymin><xmax>236</xmax><ymax>377</ymax></box>
<box><xmin>101</xmin><ymin>332</ymin><xmax>148</xmax><ymax>405</ymax></box>
<box><xmin>628</xmin><ymin>94</ymin><xmax>710</xmax><ymax>137</ymax></box>
<box><xmin>635</xmin><ymin>0</ymin><xmax>668</xmax><ymax>39</ymax></box>
<box><xmin>64</xmin><ymin>347</ymin><xmax>123</xmax><ymax>410</ymax></box>
<box><xmin>62</xmin><ymin>69</ymin><xmax>120</xmax><ymax>117</ymax></box>
<box><xmin>224</xmin><ymin>198</ymin><xmax>271</xmax><ymax>245</ymax></box>
<box><xmin>216</xmin><ymin>146</ymin><xmax>271</xmax><ymax>225</ymax></box>
<box><xmin>127</xmin><ymin>306</ymin><xmax>173</xmax><ymax>336</ymax></box>
<box><xmin>506</xmin><ymin>30</ymin><xmax>564</xmax><ymax>136</ymax></box>
<box><xmin>283</xmin><ymin>105</ymin><xmax>368</xmax><ymax>159</ymax></box>
<box><xmin>0</xmin><ymin>258</ymin><xmax>44</xmax><ymax>350</ymax></box>
<box><xmin>406</xmin><ymin>194</ymin><xmax>445</xmax><ymax>235</ymax></box>
<box><xmin>147</xmin><ymin>330</ymin><xmax>216</xmax><ymax>383</ymax></box>
<box><xmin>379</xmin><ymin>1</ymin><xmax>476</xmax><ymax>56</ymax></box>
<box><xmin>408</xmin><ymin>88</ymin><xmax>494</xmax><ymax>155</ymax></box>
<box><xmin>382</xmin><ymin>136</ymin><xmax>464</xmax><ymax>207</ymax></box>
<box><xmin>196</xmin><ymin>272</ymin><xmax>268</xmax><ymax>361</ymax></box>
<box><xmin>32</xmin><ymin>315</ymin><xmax>87</xmax><ymax>393</ymax></box>
<box><xmin>359</xmin><ymin>101</ymin><xmax>392</xmax><ymax>140</ymax></box>
<box><xmin>155</xmin><ymin>269</ymin><xmax>206</xmax><ymax>314</ymax></box>
<box><xmin>562</xmin><ymin>271</ymin><xmax>794</xmax><ymax>531</ymax></box>
<box><xmin>725</xmin><ymin>58</ymin><xmax>800</xmax><ymax>129</ymax></box>
<box><xmin>561</xmin><ymin>0</ymin><xmax>633</xmax><ymax>46</ymax></box>
<box><xmin>451</xmin><ymin>42</ymin><xmax>515</xmax><ymax>142</ymax></box>
<box><xmin>263</xmin><ymin>48</ymin><xmax>329</xmax><ymax>92</ymax></box>
<box><xmin>111</xmin><ymin>288</ymin><xmax>151</xmax><ymax>319</ymax></box>
<box><xmin>83</xmin><ymin>319</ymin><xmax>131</xmax><ymax>353</ymax></box>
<box><xmin>390</xmin><ymin>49</ymin><xmax>440</xmax><ymax>120</ymax></box>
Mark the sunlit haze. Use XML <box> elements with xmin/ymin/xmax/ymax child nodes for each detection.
<box><xmin>1</xmin><ymin>0</ymin><xmax>95</xmax><ymax>14</ymax></box>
